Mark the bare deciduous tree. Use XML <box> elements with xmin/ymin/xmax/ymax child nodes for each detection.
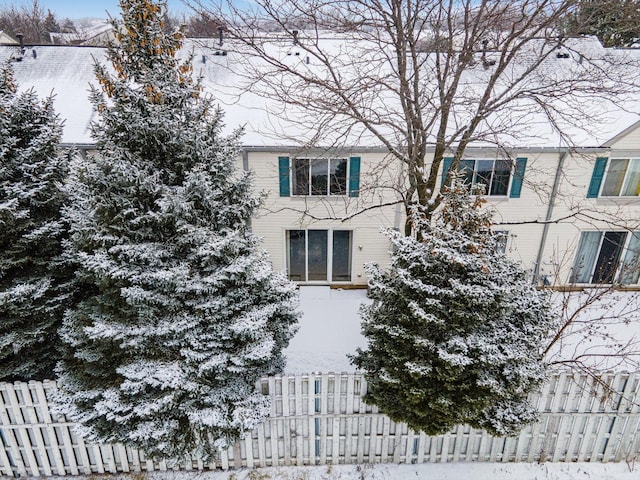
<box><xmin>189</xmin><ymin>0</ymin><xmax>640</xmax><ymax>401</ymax></box>
<box><xmin>0</xmin><ymin>1</ymin><xmax>74</xmax><ymax>45</ymax></box>
<box><xmin>192</xmin><ymin>0</ymin><xmax>640</xmax><ymax>235</ymax></box>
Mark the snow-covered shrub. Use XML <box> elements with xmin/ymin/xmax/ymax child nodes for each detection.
<box><xmin>0</xmin><ymin>63</ymin><xmax>72</xmax><ymax>381</ymax></box>
<box><xmin>352</xmin><ymin>177</ymin><xmax>554</xmax><ymax>435</ymax></box>
<box><xmin>56</xmin><ymin>0</ymin><xmax>299</xmax><ymax>461</ymax></box>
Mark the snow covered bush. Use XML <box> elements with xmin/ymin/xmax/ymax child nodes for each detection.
<box><xmin>352</xmin><ymin>177</ymin><xmax>555</xmax><ymax>436</ymax></box>
<box><xmin>55</xmin><ymin>0</ymin><xmax>299</xmax><ymax>461</ymax></box>
<box><xmin>0</xmin><ymin>63</ymin><xmax>72</xmax><ymax>381</ymax></box>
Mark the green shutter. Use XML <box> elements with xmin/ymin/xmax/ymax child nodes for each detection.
<box><xmin>509</xmin><ymin>157</ymin><xmax>528</xmax><ymax>198</ymax></box>
<box><xmin>441</xmin><ymin>157</ymin><xmax>454</xmax><ymax>187</ymax></box>
<box><xmin>349</xmin><ymin>156</ymin><xmax>361</xmax><ymax>197</ymax></box>
<box><xmin>278</xmin><ymin>156</ymin><xmax>290</xmax><ymax>197</ymax></box>
<box><xmin>587</xmin><ymin>157</ymin><xmax>608</xmax><ymax>198</ymax></box>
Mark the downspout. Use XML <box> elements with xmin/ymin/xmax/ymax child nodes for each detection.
<box><xmin>241</xmin><ymin>148</ymin><xmax>249</xmax><ymax>172</ymax></box>
<box><xmin>241</xmin><ymin>148</ymin><xmax>252</xmax><ymax>232</ymax></box>
<box><xmin>393</xmin><ymin>153</ymin><xmax>407</xmax><ymax>232</ymax></box>
<box><xmin>532</xmin><ymin>149</ymin><xmax>569</xmax><ymax>285</ymax></box>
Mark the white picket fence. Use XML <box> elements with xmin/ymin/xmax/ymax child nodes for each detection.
<box><xmin>1</xmin><ymin>371</ymin><xmax>640</xmax><ymax>477</ymax></box>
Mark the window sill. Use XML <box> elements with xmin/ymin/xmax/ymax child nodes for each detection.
<box><xmin>556</xmin><ymin>284</ymin><xmax>640</xmax><ymax>292</ymax></box>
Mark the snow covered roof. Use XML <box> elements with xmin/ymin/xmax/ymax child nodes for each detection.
<box><xmin>0</xmin><ymin>31</ymin><xmax>18</xmax><ymax>46</ymax></box>
<box><xmin>1</xmin><ymin>36</ymin><xmax>639</xmax><ymax>149</ymax></box>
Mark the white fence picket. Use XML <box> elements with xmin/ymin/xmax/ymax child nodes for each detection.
<box><xmin>1</xmin><ymin>372</ymin><xmax>640</xmax><ymax>476</ymax></box>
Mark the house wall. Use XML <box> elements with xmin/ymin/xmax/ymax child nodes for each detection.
<box><xmin>77</xmin><ymin>124</ymin><xmax>640</xmax><ymax>289</ymax></box>
<box><xmin>247</xmin><ymin>150</ymin><xmax>401</xmax><ymax>286</ymax></box>
<box><xmin>247</xmin><ymin>140</ymin><xmax>640</xmax><ymax>289</ymax></box>
<box><xmin>527</xmin><ymin>143</ymin><xmax>640</xmax><ymax>286</ymax></box>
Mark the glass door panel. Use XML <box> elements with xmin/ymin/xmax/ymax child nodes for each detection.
<box><xmin>287</xmin><ymin>230</ymin><xmax>306</xmax><ymax>281</ymax></box>
<box><xmin>332</xmin><ymin>231</ymin><xmax>352</xmax><ymax>281</ymax></box>
<box><xmin>308</xmin><ymin>230</ymin><xmax>328</xmax><ymax>280</ymax></box>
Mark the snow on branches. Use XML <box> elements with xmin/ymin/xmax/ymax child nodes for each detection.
<box><xmin>353</xmin><ymin>177</ymin><xmax>555</xmax><ymax>436</ymax></box>
<box><xmin>55</xmin><ymin>0</ymin><xmax>299</xmax><ymax>461</ymax></box>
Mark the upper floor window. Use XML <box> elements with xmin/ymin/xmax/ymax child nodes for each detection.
<box><xmin>278</xmin><ymin>156</ymin><xmax>361</xmax><ymax>198</ymax></box>
<box><xmin>588</xmin><ymin>157</ymin><xmax>640</xmax><ymax>198</ymax></box>
<box><xmin>570</xmin><ymin>231</ymin><xmax>640</xmax><ymax>284</ymax></box>
<box><xmin>459</xmin><ymin>159</ymin><xmax>511</xmax><ymax>196</ymax></box>
<box><xmin>601</xmin><ymin>159</ymin><xmax>640</xmax><ymax>196</ymax></box>
<box><xmin>293</xmin><ymin>158</ymin><xmax>347</xmax><ymax>196</ymax></box>
<box><xmin>441</xmin><ymin>157</ymin><xmax>527</xmax><ymax>198</ymax></box>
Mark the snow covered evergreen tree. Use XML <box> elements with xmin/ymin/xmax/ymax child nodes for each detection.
<box><xmin>0</xmin><ymin>63</ymin><xmax>71</xmax><ymax>381</ymax></box>
<box><xmin>56</xmin><ymin>0</ymin><xmax>298</xmax><ymax>460</ymax></box>
<box><xmin>352</xmin><ymin>177</ymin><xmax>554</xmax><ymax>436</ymax></box>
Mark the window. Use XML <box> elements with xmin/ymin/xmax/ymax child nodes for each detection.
<box><xmin>601</xmin><ymin>159</ymin><xmax>640</xmax><ymax>196</ymax></box>
<box><xmin>493</xmin><ymin>230</ymin><xmax>509</xmax><ymax>254</ymax></box>
<box><xmin>292</xmin><ymin>158</ymin><xmax>348</xmax><ymax>196</ymax></box>
<box><xmin>286</xmin><ymin>230</ymin><xmax>353</xmax><ymax>282</ymax></box>
<box><xmin>279</xmin><ymin>156</ymin><xmax>360</xmax><ymax>198</ymax></box>
<box><xmin>458</xmin><ymin>159</ymin><xmax>511</xmax><ymax>195</ymax></box>
<box><xmin>570</xmin><ymin>231</ymin><xmax>640</xmax><ymax>284</ymax></box>
<box><xmin>441</xmin><ymin>157</ymin><xmax>527</xmax><ymax>198</ymax></box>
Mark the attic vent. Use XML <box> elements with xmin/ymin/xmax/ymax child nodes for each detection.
<box><xmin>556</xmin><ymin>51</ymin><xmax>570</xmax><ymax>59</ymax></box>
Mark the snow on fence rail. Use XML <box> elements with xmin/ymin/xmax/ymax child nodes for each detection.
<box><xmin>1</xmin><ymin>371</ymin><xmax>640</xmax><ymax>477</ymax></box>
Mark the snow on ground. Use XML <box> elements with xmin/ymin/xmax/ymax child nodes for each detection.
<box><xmin>45</xmin><ymin>462</ymin><xmax>639</xmax><ymax>480</ymax></box>
<box><xmin>283</xmin><ymin>287</ymin><xmax>369</xmax><ymax>374</ymax></box>
<box><xmin>284</xmin><ymin>286</ymin><xmax>640</xmax><ymax>375</ymax></box>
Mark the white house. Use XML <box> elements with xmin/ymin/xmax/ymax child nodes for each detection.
<box><xmin>2</xmin><ymin>36</ymin><xmax>640</xmax><ymax>289</ymax></box>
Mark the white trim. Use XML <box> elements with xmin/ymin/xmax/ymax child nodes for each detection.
<box><xmin>285</xmin><ymin>229</ymin><xmax>354</xmax><ymax>283</ymax></box>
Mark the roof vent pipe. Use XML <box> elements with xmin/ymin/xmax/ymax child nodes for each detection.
<box><xmin>16</xmin><ymin>33</ymin><xmax>24</xmax><ymax>54</ymax></box>
<box><xmin>218</xmin><ymin>26</ymin><xmax>224</xmax><ymax>47</ymax></box>
<box><xmin>292</xmin><ymin>30</ymin><xmax>299</xmax><ymax>45</ymax></box>
<box><xmin>481</xmin><ymin>39</ymin><xmax>495</xmax><ymax>68</ymax></box>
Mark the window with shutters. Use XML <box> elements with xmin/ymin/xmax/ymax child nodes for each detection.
<box><xmin>286</xmin><ymin>230</ymin><xmax>353</xmax><ymax>282</ymax></box>
<box><xmin>600</xmin><ymin>159</ymin><xmax>640</xmax><ymax>196</ymax></box>
<box><xmin>441</xmin><ymin>157</ymin><xmax>526</xmax><ymax>198</ymax></box>
<box><xmin>570</xmin><ymin>231</ymin><xmax>640</xmax><ymax>284</ymax></box>
<box><xmin>292</xmin><ymin>158</ymin><xmax>348</xmax><ymax>196</ymax></box>
<box><xmin>459</xmin><ymin>159</ymin><xmax>511</xmax><ymax>195</ymax></box>
<box><xmin>279</xmin><ymin>156</ymin><xmax>360</xmax><ymax>197</ymax></box>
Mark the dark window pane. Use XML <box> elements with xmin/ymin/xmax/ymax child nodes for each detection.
<box><xmin>330</xmin><ymin>158</ymin><xmax>347</xmax><ymax>195</ymax></box>
<box><xmin>332</xmin><ymin>231</ymin><xmax>352</xmax><ymax>281</ymax></box>
<box><xmin>287</xmin><ymin>230</ymin><xmax>306</xmax><ymax>281</ymax></box>
<box><xmin>293</xmin><ymin>159</ymin><xmax>310</xmax><ymax>195</ymax></box>
<box><xmin>459</xmin><ymin>160</ymin><xmax>475</xmax><ymax>191</ymax></box>
<box><xmin>474</xmin><ymin>160</ymin><xmax>494</xmax><ymax>195</ymax></box>
<box><xmin>592</xmin><ymin>231</ymin><xmax>626</xmax><ymax>283</ymax></box>
<box><xmin>602</xmin><ymin>159</ymin><xmax>628</xmax><ymax>196</ymax></box>
<box><xmin>311</xmin><ymin>159</ymin><xmax>328</xmax><ymax>195</ymax></box>
<box><xmin>308</xmin><ymin>230</ymin><xmax>328</xmax><ymax>280</ymax></box>
<box><xmin>490</xmin><ymin>159</ymin><xmax>511</xmax><ymax>196</ymax></box>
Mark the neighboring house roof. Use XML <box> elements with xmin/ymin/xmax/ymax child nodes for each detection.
<box><xmin>50</xmin><ymin>21</ymin><xmax>114</xmax><ymax>46</ymax></box>
<box><xmin>0</xmin><ymin>31</ymin><xmax>18</xmax><ymax>46</ymax></box>
<box><xmin>1</xmin><ymin>36</ymin><xmax>639</xmax><ymax>149</ymax></box>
